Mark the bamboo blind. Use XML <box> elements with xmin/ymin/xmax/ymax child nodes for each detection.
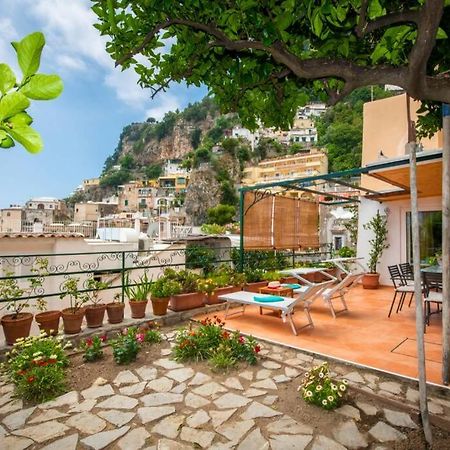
<box><xmin>243</xmin><ymin>193</ymin><xmax>319</xmax><ymax>250</ymax></box>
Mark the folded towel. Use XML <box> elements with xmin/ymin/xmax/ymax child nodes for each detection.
<box><xmin>253</xmin><ymin>295</ymin><xmax>284</xmax><ymax>303</ymax></box>
<box><xmin>281</xmin><ymin>283</ymin><xmax>302</xmax><ymax>289</ymax></box>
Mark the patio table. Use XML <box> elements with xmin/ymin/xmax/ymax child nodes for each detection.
<box><xmin>279</xmin><ymin>267</ymin><xmax>337</xmax><ymax>286</ymax></box>
<box><xmin>421</xmin><ymin>265</ymin><xmax>442</xmax><ymax>274</ymax></box>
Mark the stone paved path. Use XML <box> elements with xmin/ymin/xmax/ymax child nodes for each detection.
<box><xmin>0</xmin><ymin>333</ymin><xmax>448</xmax><ymax>449</ymax></box>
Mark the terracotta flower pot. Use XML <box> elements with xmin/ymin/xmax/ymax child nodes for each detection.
<box><xmin>243</xmin><ymin>281</ymin><xmax>268</xmax><ymax>293</ymax></box>
<box><xmin>129</xmin><ymin>300</ymin><xmax>148</xmax><ymax>319</ymax></box>
<box><xmin>1</xmin><ymin>312</ymin><xmax>33</xmax><ymax>345</ymax></box>
<box><xmin>169</xmin><ymin>292</ymin><xmax>205</xmax><ymax>312</ymax></box>
<box><xmin>362</xmin><ymin>273</ymin><xmax>380</xmax><ymax>290</ymax></box>
<box><xmin>35</xmin><ymin>310</ymin><xmax>61</xmax><ymax>336</ymax></box>
<box><xmin>106</xmin><ymin>302</ymin><xmax>125</xmax><ymax>324</ymax></box>
<box><xmin>206</xmin><ymin>286</ymin><xmax>242</xmax><ymax>305</ymax></box>
<box><xmin>61</xmin><ymin>308</ymin><xmax>85</xmax><ymax>334</ymax></box>
<box><xmin>85</xmin><ymin>304</ymin><xmax>107</xmax><ymax>328</ymax></box>
<box><xmin>151</xmin><ymin>296</ymin><xmax>170</xmax><ymax>316</ymax></box>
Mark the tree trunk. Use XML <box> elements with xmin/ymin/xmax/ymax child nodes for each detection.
<box><xmin>408</xmin><ymin>141</ymin><xmax>433</xmax><ymax>446</ymax></box>
<box><xmin>442</xmin><ymin>104</ymin><xmax>450</xmax><ymax>385</ymax></box>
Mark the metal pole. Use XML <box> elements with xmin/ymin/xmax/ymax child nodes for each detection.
<box><xmin>442</xmin><ymin>104</ymin><xmax>450</xmax><ymax>385</ymax></box>
<box><xmin>121</xmin><ymin>251</ymin><xmax>125</xmax><ymax>303</ymax></box>
<box><xmin>409</xmin><ymin>141</ymin><xmax>433</xmax><ymax>445</ymax></box>
<box><xmin>239</xmin><ymin>190</ymin><xmax>245</xmax><ymax>272</ymax></box>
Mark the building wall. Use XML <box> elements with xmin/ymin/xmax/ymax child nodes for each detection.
<box><xmin>0</xmin><ymin>209</ymin><xmax>23</xmax><ymax>233</ymax></box>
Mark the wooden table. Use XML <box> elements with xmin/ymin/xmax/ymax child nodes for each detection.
<box><xmin>258</xmin><ymin>286</ymin><xmax>294</xmax><ymax>316</ymax></box>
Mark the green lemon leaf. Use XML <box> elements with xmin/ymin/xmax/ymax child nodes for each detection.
<box><xmin>368</xmin><ymin>0</ymin><xmax>384</xmax><ymax>20</ymax></box>
<box><xmin>436</xmin><ymin>27</ymin><xmax>448</xmax><ymax>40</ymax></box>
<box><xmin>0</xmin><ymin>63</ymin><xmax>16</xmax><ymax>94</ymax></box>
<box><xmin>8</xmin><ymin>112</ymin><xmax>33</xmax><ymax>127</ymax></box>
<box><xmin>0</xmin><ymin>91</ymin><xmax>30</xmax><ymax>121</ymax></box>
<box><xmin>7</xmin><ymin>125</ymin><xmax>43</xmax><ymax>153</ymax></box>
<box><xmin>0</xmin><ymin>133</ymin><xmax>15</xmax><ymax>148</ymax></box>
<box><xmin>11</xmin><ymin>32</ymin><xmax>45</xmax><ymax>78</ymax></box>
<box><xmin>20</xmin><ymin>74</ymin><xmax>64</xmax><ymax>100</ymax></box>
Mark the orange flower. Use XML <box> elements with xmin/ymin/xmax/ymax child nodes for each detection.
<box><xmin>27</xmin><ymin>376</ymin><xmax>35</xmax><ymax>383</ymax></box>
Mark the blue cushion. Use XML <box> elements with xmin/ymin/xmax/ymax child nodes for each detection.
<box><xmin>253</xmin><ymin>295</ymin><xmax>284</xmax><ymax>303</ymax></box>
<box><xmin>281</xmin><ymin>283</ymin><xmax>302</xmax><ymax>289</ymax></box>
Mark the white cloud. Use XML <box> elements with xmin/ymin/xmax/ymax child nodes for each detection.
<box><xmin>145</xmin><ymin>93</ymin><xmax>181</xmax><ymax>121</ymax></box>
<box><xmin>0</xmin><ymin>18</ymin><xmax>19</xmax><ymax>71</ymax></box>
<box><xmin>55</xmin><ymin>54</ymin><xmax>87</xmax><ymax>72</ymax></box>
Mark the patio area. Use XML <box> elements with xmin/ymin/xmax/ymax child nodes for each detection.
<box><xmin>197</xmin><ymin>285</ymin><xmax>444</xmax><ymax>385</ymax></box>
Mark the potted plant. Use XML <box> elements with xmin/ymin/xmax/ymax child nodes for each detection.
<box><xmin>106</xmin><ymin>293</ymin><xmax>125</xmax><ymax>324</ymax></box>
<box><xmin>243</xmin><ymin>269</ymin><xmax>268</xmax><ymax>293</ymax></box>
<box><xmin>202</xmin><ymin>266</ymin><xmax>245</xmax><ymax>304</ymax></box>
<box><xmin>60</xmin><ymin>277</ymin><xmax>88</xmax><ymax>334</ymax></box>
<box><xmin>362</xmin><ymin>211</ymin><xmax>389</xmax><ymax>289</ymax></box>
<box><xmin>83</xmin><ymin>278</ymin><xmax>109</xmax><ymax>328</ymax></box>
<box><xmin>124</xmin><ymin>273</ymin><xmax>152</xmax><ymax>318</ymax></box>
<box><xmin>150</xmin><ymin>277</ymin><xmax>181</xmax><ymax>316</ymax></box>
<box><xmin>1</xmin><ymin>258</ymin><xmax>47</xmax><ymax>345</ymax></box>
<box><xmin>165</xmin><ymin>269</ymin><xmax>203</xmax><ymax>312</ymax></box>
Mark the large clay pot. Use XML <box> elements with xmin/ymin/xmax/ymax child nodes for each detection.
<box><xmin>243</xmin><ymin>281</ymin><xmax>268</xmax><ymax>293</ymax></box>
<box><xmin>151</xmin><ymin>296</ymin><xmax>170</xmax><ymax>316</ymax></box>
<box><xmin>61</xmin><ymin>308</ymin><xmax>85</xmax><ymax>334</ymax></box>
<box><xmin>1</xmin><ymin>313</ymin><xmax>33</xmax><ymax>345</ymax></box>
<box><xmin>129</xmin><ymin>300</ymin><xmax>148</xmax><ymax>319</ymax></box>
<box><xmin>106</xmin><ymin>302</ymin><xmax>125</xmax><ymax>324</ymax></box>
<box><xmin>206</xmin><ymin>286</ymin><xmax>242</xmax><ymax>305</ymax></box>
<box><xmin>169</xmin><ymin>292</ymin><xmax>205</xmax><ymax>312</ymax></box>
<box><xmin>35</xmin><ymin>311</ymin><xmax>61</xmax><ymax>336</ymax></box>
<box><xmin>362</xmin><ymin>273</ymin><xmax>380</xmax><ymax>290</ymax></box>
<box><xmin>85</xmin><ymin>304</ymin><xmax>107</xmax><ymax>328</ymax></box>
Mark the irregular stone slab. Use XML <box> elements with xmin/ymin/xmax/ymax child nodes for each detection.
<box><xmin>120</xmin><ymin>381</ymin><xmax>147</xmax><ymax>396</ymax></box>
<box><xmin>141</xmin><ymin>392</ymin><xmax>183</xmax><ymax>407</ymax></box>
<box><xmin>274</xmin><ymin>374</ymin><xmax>291</xmax><ymax>383</ymax></box>
<box><xmin>214</xmin><ymin>393</ymin><xmax>252</xmax><ymax>409</ymax></box>
<box><xmin>285</xmin><ymin>358</ymin><xmax>305</xmax><ymax>366</ymax></box>
<box><xmin>29</xmin><ymin>409</ymin><xmax>68</xmax><ymax>424</ymax></box>
<box><xmin>184</xmin><ymin>393</ymin><xmax>210</xmax><ymax>408</ymax></box>
<box><xmin>161</xmin><ymin>348</ymin><xmax>172</xmax><ymax>356</ymax></box>
<box><xmin>239</xmin><ymin>371</ymin><xmax>253</xmax><ymax>381</ymax></box>
<box><xmin>251</xmin><ymin>379</ymin><xmax>277</xmax><ymax>390</ymax></box>
<box><xmin>332</xmin><ymin>420</ymin><xmax>368</xmax><ymax>449</ymax></box>
<box><xmin>428</xmin><ymin>401</ymin><xmax>444</xmax><ymax>415</ymax></box>
<box><xmin>311</xmin><ymin>435</ymin><xmax>346</xmax><ymax>450</ymax></box>
<box><xmin>255</xmin><ymin>369</ymin><xmax>272</xmax><ymax>380</ymax></box>
<box><xmin>166</xmin><ymin>368</ymin><xmax>195</xmax><ymax>383</ymax></box>
<box><xmin>336</xmin><ymin>405</ymin><xmax>361</xmax><ymax>421</ymax></box>
<box><xmin>384</xmin><ymin>409</ymin><xmax>417</xmax><ymax>429</ymax></box>
<box><xmin>186</xmin><ymin>409</ymin><xmax>210</xmax><ymax>428</ymax></box>
<box><xmin>135</xmin><ymin>366</ymin><xmax>158</xmax><ymax>381</ymax></box>
<box><xmin>137</xmin><ymin>406</ymin><xmax>175</xmax><ymax>424</ymax></box>
<box><xmin>379</xmin><ymin>381</ymin><xmax>401</xmax><ymax>395</ymax></box>
<box><xmin>0</xmin><ymin>424</ymin><xmax>6</xmax><ymax>437</ymax></box>
<box><xmin>3</xmin><ymin>407</ymin><xmax>35</xmax><ymax>431</ymax></box>
<box><xmin>0</xmin><ymin>384</ymin><xmax>14</xmax><ymax>394</ymax></box>
<box><xmin>344</xmin><ymin>372</ymin><xmax>365</xmax><ymax>384</ymax></box>
<box><xmin>209</xmin><ymin>409</ymin><xmax>237</xmax><ymax>427</ymax></box>
<box><xmin>237</xmin><ymin>427</ymin><xmax>268</xmax><ymax>450</ymax></box>
<box><xmin>113</xmin><ymin>370</ymin><xmax>140</xmax><ymax>386</ymax></box>
<box><xmin>356</xmin><ymin>401</ymin><xmax>377</xmax><ymax>416</ymax></box>
<box><xmin>241</xmin><ymin>401</ymin><xmax>282</xmax><ymax>420</ymax></box>
<box><xmin>81</xmin><ymin>384</ymin><xmax>114</xmax><ymax>400</ymax></box>
<box><xmin>81</xmin><ymin>425</ymin><xmax>130</xmax><ymax>450</ymax></box>
<box><xmin>152</xmin><ymin>414</ymin><xmax>185</xmax><ymax>439</ymax></box>
<box><xmin>223</xmin><ymin>377</ymin><xmax>244</xmax><ymax>391</ymax></box>
<box><xmin>147</xmin><ymin>377</ymin><xmax>174</xmax><ymax>393</ymax></box>
<box><xmin>243</xmin><ymin>388</ymin><xmax>267</xmax><ymax>398</ymax></box>
<box><xmin>262</xmin><ymin>395</ymin><xmax>278</xmax><ymax>406</ymax></box>
<box><xmin>68</xmin><ymin>399</ymin><xmax>97</xmax><ymax>413</ymax></box>
<box><xmin>117</xmin><ymin>427</ymin><xmax>149</xmax><ymax>450</ymax></box>
<box><xmin>188</xmin><ymin>372</ymin><xmax>212</xmax><ymax>386</ymax></box>
<box><xmin>93</xmin><ymin>377</ymin><xmax>108</xmax><ymax>386</ymax></box>
<box><xmin>0</xmin><ymin>399</ymin><xmax>23</xmax><ymax>414</ymax></box>
<box><xmin>97</xmin><ymin>394</ymin><xmax>138</xmax><ymax>410</ymax></box>
<box><xmin>285</xmin><ymin>367</ymin><xmax>300</xmax><ymax>378</ymax></box>
<box><xmin>262</xmin><ymin>361</ymin><xmax>282</xmax><ymax>370</ymax></box>
<box><xmin>0</xmin><ymin>392</ymin><xmax>13</xmax><ymax>407</ymax></box>
<box><xmin>66</xmin><ymin>412</ymin><xmax>106</xmax><ymax>434</ymax></box>
<box><xmin>40</xmin><ymin>433</ymin><xmax>78</xmax><ymax>450</ymax></box>
<box><xmin>154</xmin><ymin>358</ymin><xmax>184</xmax><ymax>370</ymax></box>
<box><xmin>192</xmin><ymin>382</ymin><xmax>227</xmax><ymax>397</ymax></box>
<box><xmin>171</xmin><ymin>383</ymin><xmax>187</xmax><ymax>394</ymax></box>
<box><xmin>364</xmin><ymin>373</ymin><xmax>379</xmax><ymax>384</ymax></box>
<box><xmin>369</xmin><ymin>422</ymin><xmax>406</xmax><ymax>442</ymax></box>
<box><xmin>267</xmin><ymin>417</ymin><xmax>313</xmax><ymax>435</ymax></box>
<box><xmin>270</xmin><ymin>434</ymin><xmax>312</xmax><ymax>450</ymax></box>
<box><xmin>217</xmin><ymin>419</ymin><xmax>254</xmax><ymax>441</ymax></box>
<box><xmin>0</xmin><ymin>435</ymin><xmax>33</xmax><ymax>450</ymax></box>
<box><xmin>98</xmin><ymin>410</ymin><xmax>135</xmax><ymax>427</ymax></box>
<box><xmin>158</xmin><ymin>438</ymin><xmax>191</xmax><ymax>450</ymax></box>
<box><xmin>179</xmin><ymin>426</ymin><xmax>215</xmax><ymax>448</ymax></box>
<box><xmin>39</xmin><ymin>391</ymin><xmax>78</xmax><ymax>409</ymax></box>
<box><xmin>13</xmin><ymin>420</ymin><xmax>69</xmax><ymax>443</ymax></box>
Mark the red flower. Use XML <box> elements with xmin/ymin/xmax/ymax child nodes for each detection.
<box><xmin>254</xmin><ymin>345</ymin><xmax>261</xmax><ymax>353</ymax></box>
<box><xmin>17</xmin><ymin>370</ymin><xmax>26</xmax><ymax>376</ymax></box>
<box><xmin>85</xmin><ymin>338</ymin><xmax>93</xmax><ymax>347</ymax></box>
<box><xmin>100</xmin><ymin>335</ymin><xmax>107</xmax><ymax>342</ymax></box>
<box><xmin>238</xmin><ymin>336</ymin><xmax>245</xmax><ymax>344</ymax></box>
<box><xmin>27</xmin><ymin>376</ymin><xmax>35</xmax><ymax>383</ymax></box>
<box><xmin>222</xmin><ymin>331</ymin><xmax>230</xmax><ymax>339</ymax></box>
<box><xmin>47</xmin><ymin>358</ymin><xmax>57</xmax><ymax>364</ymax></box>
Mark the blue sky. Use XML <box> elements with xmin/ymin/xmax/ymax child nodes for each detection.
<box><xmin>0</xmin><ymin>0</ymin><xmax>206</xmax><ymax>208</ymax></box>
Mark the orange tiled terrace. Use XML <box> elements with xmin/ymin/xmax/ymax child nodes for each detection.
<box><xmin>197</xmin><ymin>284</ymin><xmax>444</xmax><ymax>385</ymax></box>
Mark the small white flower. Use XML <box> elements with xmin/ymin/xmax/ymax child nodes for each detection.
<box><xmin>342</xmin><ymin>379</ymin><xmax>348</xmax><ymax>385</ymax></box>
<box><xmin>327</xmin><ymin>395</ymin><xmax>334</xmax><ymax>402</ymax></box>
<box><xmin>338</xmin><ymin>392</ymin><xmax>342</xmax><ymax>398</ymax></box>
<box><xmin>316</xmin><ymin>385</ymin><xmax>323</xmax><ymax>391</ymax></box>
<box><xmin>319</xmin><ymin>372</ymin><xmax>324</xmax><ymax>378</ymax></box>
<box><xmin>33</xmin><ymin>351</ymin><xmax>42</xmax><ymax>357</ymax></box>
<box><xmin>322</xmin><ymin>399</ymin><xmax>328</xmax><ymax>406</ymax></box>
<box><xmin>33</xmin><ymin>356</ymin><xmax>42</xmax><ymax>362</ymax></box>
<box><xmin>306</xmin><ymin>390</ymin><xmax>313</xmax><ymax>398</ymax></box>
<box><xmin>339</xmin><ymin>384</ymin><xmax>346</xmax><ymax>392</ymax></box>
<box><xmin>49</xmin><ymin>354</ymin><xmax>57</xmax><ymax>359</ymax></box>
<box><xmin>331</xmin><ymin>384</ymin><xmax>338</xmax><ymax>391</ymax></box>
